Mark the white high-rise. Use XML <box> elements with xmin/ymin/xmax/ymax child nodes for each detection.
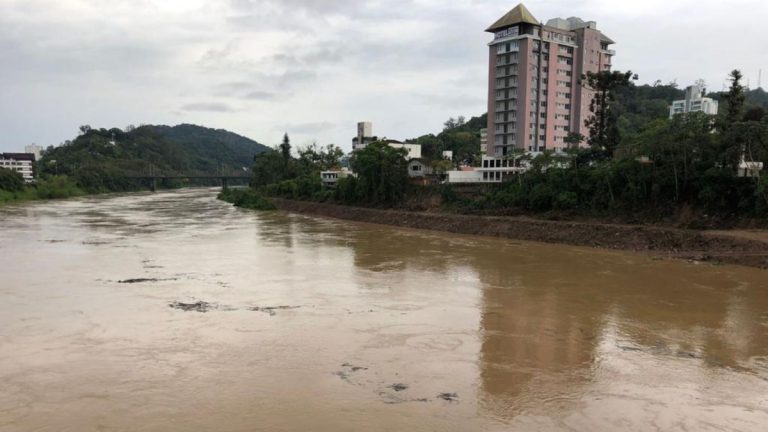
<box><xmin>669</xmin><ymin>83</ymin><xmax>719</xmax><ymax>118</ymax></box>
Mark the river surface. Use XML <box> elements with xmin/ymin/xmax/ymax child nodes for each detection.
<box><xmin>1</xmin><ymin>189</ymin><xmax>768</xmax><ymax>432</ymax></box>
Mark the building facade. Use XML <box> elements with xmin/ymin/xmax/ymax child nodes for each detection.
<box><xmin>0</xmin><ymin>153</ymin><xmax>35</xmax><ymax>183</ymax></box>
<box><xmin>486</xmin><ymin>3</ymin><xmax>615</xmax><ymax>156</ymax></box>
<box><xmin>669</xmin><ymin>83</ymin><xmax>719</xmax><ymax>118</ymax></box>
<box><xmin>320</xmin><ymin>168</ymin><xmax>354</xmax><ymax>188</ymax></box>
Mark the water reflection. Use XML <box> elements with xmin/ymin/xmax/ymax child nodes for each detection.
<box><xmin>258</xmin><ymin>206</ymin><xmax>768</xmax><ymax>427</ymax></box>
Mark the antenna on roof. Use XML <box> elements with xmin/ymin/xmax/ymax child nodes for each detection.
<box><xmin>759</xmin><ymin>69</ymin><xmax>763</xmax><ymax>89</ymax></box>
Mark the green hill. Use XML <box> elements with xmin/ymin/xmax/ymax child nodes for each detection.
<box><xmin>40</xmin><ymin>124</ymin><xmax>269</xmax><ymax>192</ymax></box>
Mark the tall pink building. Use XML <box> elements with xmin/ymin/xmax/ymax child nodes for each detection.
<box><xmin>486</xmin><ymin>4</ymin><xmax>615</xmax><ymax>156</ymax></box>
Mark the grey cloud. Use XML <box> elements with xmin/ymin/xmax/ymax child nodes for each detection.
<box><xmin>279</xmin><ymin>121</ymin><xmax>335</xmax><ymax>134</ymax></box>
<box><xmin>244</xmin><ymin>91</ymin><xmax>279</xmax><ymax>100</ymax></box>
<box><xmin>180</xmin><ymin>102</ymin><xmax>240</xmax><ymax>112</ymax></box>
<box><xmin>413</xmin><ymin>93</ymin><xmax>485</xmax><ymax>107</ymax></box>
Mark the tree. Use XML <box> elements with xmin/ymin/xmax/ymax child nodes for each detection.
<box><xmin>78</xmin><ymin>125</ymin><xmax>92</xmax><ymax>135</ymax></box>
<box><xmin>724</xmin><ymin>70</ymin><xmax>746</xmax><ymax>128</ymax></box>
<box><xmin>564</xmin><ymin>132</ymin><xmax>585</xmax><ymax>149</ymax></box>
<box><xmin>581</xmin><ymin>70</ymin><xmax>638</xmax><ymax>156</ymax></box>
<box><xmin>0</xmin><ymin>167</ymin><xmax>24</xmax><ymax>191</ymax></box>
<box><xmin>297</xmin><ymin>143</ymin><xmax>344</xmax><ymax>173</ymax></box>
<box><xmin>430</xmin><ymin>159</ymin><xmax>453</xmax><ymax>178</ymax></box>
<box><xmin>349</xmin><ymin>142</ymin><xmax>409</xmax><ymax>205</ymax></box>
<box><xmin>443</xmin><ymin>116</ymin><xmax>466</xmax><ymax>131</ymax></box>
<box><xmin>252</xmin><ymin>150</ymin><xmax>289</xmax><ymax>188</ymax></box>
<box><xmin>279</xmin><ymin>133</ymin><xmax>292</xmax><ymax>169</ymax></box>
<box><xmin>441</xmin><ymin>131</ymin><xmax>479</xmax><ymax>168</ymax></box>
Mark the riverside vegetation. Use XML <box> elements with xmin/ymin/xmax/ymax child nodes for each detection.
<box><xmin>234</xmin><ymin>70</ymin><xmax>768</xmax><ymax>228</ymax></box>
<box><xmin>0</xmin><ymin>124</ymin><xmax>269</xmax><ymax>206</ymax></box>
<box><xmin>0</xmin><ymin>168</ymin><xmax>84</xmax><ymax>206</ymax></box>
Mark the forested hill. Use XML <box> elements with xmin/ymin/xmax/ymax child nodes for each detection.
<box><xmin>148</xmin><ymin>124</ymin><xmax>270</xmax><ymax>170</ymax></box>
<box><xmin>40</xmin><ymin>124</ymin><xmax>269</xmax><ymax>192</ymax></box>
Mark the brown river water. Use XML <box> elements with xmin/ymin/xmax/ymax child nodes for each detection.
<box><xmin>1</xmin><ymin>188</ymin><xmax>768</xmax><ymax>432</ymax></box>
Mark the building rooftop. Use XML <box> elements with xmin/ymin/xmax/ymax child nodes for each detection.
<box><xmin>487</xmin><ymin>4</ymin><xmax>615</xmax><ymax>45</ymax></box>
<box><xmin>1</xmin><ymin>153</ymin><xmax>35</xmax><ymax>161</ymax></box>
<box><xmin>486</xmin><ymin>3</ymin><xmax>539</xmax><ymax>33</ymax></box>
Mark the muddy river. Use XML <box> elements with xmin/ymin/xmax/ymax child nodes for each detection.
<box><xmin>1</xmin><ymin>188</ymin><xmax>767</xmax><ymax>431</ymax></box>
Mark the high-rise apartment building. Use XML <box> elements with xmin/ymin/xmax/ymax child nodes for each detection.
<box><xmin>486</xmin><ymin>4</ymin><xmax>615</xmax><ymax>156</ymax></box>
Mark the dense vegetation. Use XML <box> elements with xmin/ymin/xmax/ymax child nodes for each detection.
<box><xmin>217</xmin><ymin>187</ymin><xmax>277</xmax><ymax>211</ymax></box>
<box><xmin>235</xmin><ymin>70</ymin><xmax>767</xmax><ymax>227</ymax></box>
<box><xmin>38</xmin><ymin>124</ymin><xmax>268</xmax><ymax>193</ymax></box>
<box><xmin>0</xmin><ymin>169</ymin><xmax>84</xmax><ymax>206</ymax></box>
<box><xmin>442</xmin><ymin>71</ymin><xmax>768</xmax><ymax>225</ymax></box>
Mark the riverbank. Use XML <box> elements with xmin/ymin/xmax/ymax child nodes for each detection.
<box><xmin>0</xmin><ymin>176</ymin><xmax>86</xmax><ymax>207</ymax></box>
<box><xmin>272</xmin><ymin>198</ymin><xmax>768</xmax><ymax>269</ymax></box>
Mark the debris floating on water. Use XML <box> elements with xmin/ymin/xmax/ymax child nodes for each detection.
<box><xmin>249</xmin><ymin>305</ymin><xmax>301</xmax><ymax>316</ymax></box>
<box><xmin>168</xmin><ymin>301</ymin><xmax>215</xmax><ymax>313</ymax></box>
<box><xmin>437</xmin><ymin>393</ymin><xmax>459</xmax><ymax>402</ymax></box>
<box><xmin>118</xmin><ymin>278</ymin><xmax>176</xmax><ymax>284</ymax></box>
<box><xmin>389</xmin><ymin>383</ymin><xmax>409</xmax><ymax>392</ymax></box>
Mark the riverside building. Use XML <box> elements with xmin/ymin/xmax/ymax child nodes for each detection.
<box><xmin>486</xmin><ymin>3</ymin><xmax>616</xmax><ymax>156</ymax></box>
<box><xmin>0</xmin><ymin>153</ymin><xmax>35</xmax><ymax>183</ymax></box>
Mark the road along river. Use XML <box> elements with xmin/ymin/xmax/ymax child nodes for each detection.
<box><xmin>1</xmin><ymin>188</ymin><xmax>767</xmax><ymax>431</ymax></box>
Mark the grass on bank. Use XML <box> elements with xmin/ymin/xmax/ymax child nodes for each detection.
<box><xmin>217</xmin><ymin>188</ymin><xmax>277</xmax><ymax>211</ymax></box>
<box><xmin>0</xmin><ymin>175</ymin><xmax>85</xmax><ymax>207</ymax></box>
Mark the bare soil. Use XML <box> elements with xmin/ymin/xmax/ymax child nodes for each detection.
<box><xmin>272</xmin><ymin>199</ymin><xmax>768</xmax><ymax>269</ymax></box>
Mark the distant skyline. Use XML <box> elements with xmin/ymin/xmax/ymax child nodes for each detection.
<box><xmin>1</xmin><ymin>0</ymin><xmax>766</xmax><ymax>153</ymax></box>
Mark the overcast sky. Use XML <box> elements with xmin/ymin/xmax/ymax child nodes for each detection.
<box><xmin>1</xmin><ymin>0</ymin><xmax>766</xmax><ymax>153</ymax></box>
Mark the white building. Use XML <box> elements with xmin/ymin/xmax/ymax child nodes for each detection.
<box><xmin>408</xmin><ymin>159</ymin><xmax>433</xmax><ymax>178</ymax></box>
<box><xmin>0</xmin><ymin>153</ymin><xmax>35</xmax><ymax>183</ymax></box>
<box><xmin>447</xmin><ymin>169</ymin><xmax>483</xmax><ymax>184</ymax></box>
<box><xmin>670</xmin><ymin>83</ymin><xmax>719</xmax><ymax>118</ymax></box>
<box><xmin>446</xmin><ymin>156</ymin><xmax>528</xmax><ymax>184</ymax></box>
<box><xmin>738</xmin><ymin>158</ymin><xmax>764</xmax><ymax>178</ymax></box>
<box><xmin>478</xmin><ymin>156</ymin><xmax>526</xmax><ymax>182</ymax></box>
<box><xmin>24</xmin><ymin>144</ymin><xmax>42</xmax><ymax>160</ymax></box>
<box><xmin>320</xmin><ymin>168</ymin><xmax>354</xmax><ymax>188</ymax></box>
<box><xmin>385</xmin><ymin>141</ymin><xmax>422</xmax><ymax>159</ymax></box>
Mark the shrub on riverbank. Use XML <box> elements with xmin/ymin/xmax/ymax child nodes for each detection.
<box><xmin>0</xmin><ymin>175</ymin><xmax>85</xmax><ymax>206</ymax></box>
<box><xmin>0</xmin><ymin>168</ymin><xmax>25</xmax><ymax>192</ymax></box>
<box><xmin>218</xmin><ymin>188</ymin><xmax>277</xmax><ymax>211</ymax></box>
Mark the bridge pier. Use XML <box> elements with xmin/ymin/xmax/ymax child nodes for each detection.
<box><xmin>150</xmin><ymin>177</ymin><xmax>157</xmax><ymax>192</ymax></box>
<box><xmin>222</xmin><ymin>177</ymin><xmax>229</xmax><ymax>191</ymax></box>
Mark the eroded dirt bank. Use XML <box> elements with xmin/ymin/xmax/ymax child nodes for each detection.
<box><xmin>273</xmin><ymin>199</ymin><xmax>768</xmax><ymax>269</ymax></box>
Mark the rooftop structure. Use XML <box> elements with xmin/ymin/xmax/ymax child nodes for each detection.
<box><xmin>353</xmin><ymin>122</ymin><xmax>375</xmax><ymax>151</ymax></box>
